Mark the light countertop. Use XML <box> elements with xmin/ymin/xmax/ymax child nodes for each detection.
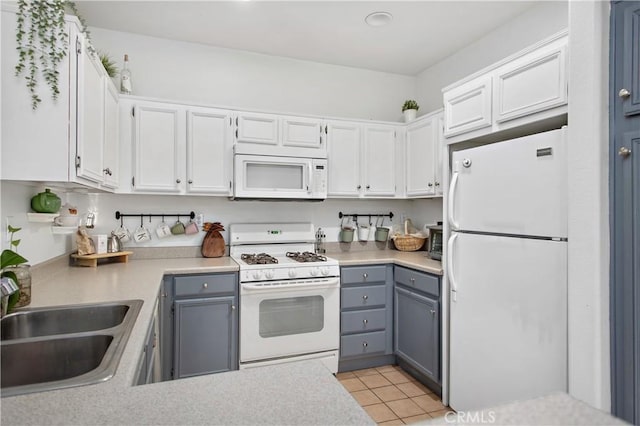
<box><xmin>1</xmin><ymin>251</ymin><xmax>440</xmax><ymax>425</ymax></box>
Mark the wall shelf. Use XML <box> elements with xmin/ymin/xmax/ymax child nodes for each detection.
<box><xmin>27</xmin><ymin>213</ymin><xmax>59</xmax><ymax>223</ymax></box>
<box><xmin>51</xmin><ymin>226</ymin><xmax>77</xmax><ymax>235</ymax></box>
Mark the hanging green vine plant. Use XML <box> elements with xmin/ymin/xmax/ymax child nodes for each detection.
<box><xmin>15</xmin><ymin>0</ymin><xmax>93</xmax><ymax>110</ymax></box>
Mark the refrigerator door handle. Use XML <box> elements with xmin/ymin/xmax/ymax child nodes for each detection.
<box><xmin>448</xmin><ymin>171</ymin><xmax>460</xmax><ymax>230</ymax></box>
<box><xmin>447</xmin><ymin>233</ymin><xmax>459</xmax><ymax>302</ymax></box>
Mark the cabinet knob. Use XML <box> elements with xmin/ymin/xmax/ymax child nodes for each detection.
<box><xmin>363</xmin><ymin>319</ymin><xmax>368</xmax><ymax>325</ymax></box>
<box><xmin>362</xmin><ymin>295</ymin><xmax>368</xmax><ymax>300</ymax></box>
<box><xmin>188</xmin><ymin>179</ymin><xmax>193</xmax><ymax>184</ymax></box>
<box><xmin>435</xmin><ymin>182</ymin><xmax>440</xmax><ymax>187</ymax></box>
<box><xmin>430</xmin><ymin>309</ymin><xmax>436</xmax><ymax>315</ymax></box>
<box><xmin>103</xmin><ymin>168</ymin><xmax>112</xmax><ymax>176</ymax></box>
<box><xmin>176</xmin><ymin>179</ymin><xmax>182</xmax><ymax>184</ymax></box>
<box><xmin>231</xmin><ymin>305</ymin><xmax>236</xmax><ymax>310</ymax></box>
<box><xmin>428</xmin><ymin>182</ymin><xmax>433</xmax><ymax>187</ymax></box>
<box><xmin>362</xmin><ymin>342</ymin><xmax>368</xmax><ymax>348</ymax></box>
<box><xmin>619</xmin><ymin>88</ymin><xmax>631</xmax><ymax>99</ymax></box>
<box><xmin>619</xmin><ymin>147</ymin><xmax>632</xmax><ymax>158</ymax></box>
<box><xmin>357</xmin><ymin>185</ymin><xmax>362</xmax><ymax>190</ymax></box>
<box><xmin>203</xmin><ymin>283</ymin><xmax>208</xmax><ymax>289</ymax></box>
<box><xmin>366</xmin><ymin>185</ymin><xmax>370</xmax><ymax>190</ymax></box>
<box><xmin>363</xmin><ymin>273</ymin><xmax>368</xmax><ymax>279</ymax></box>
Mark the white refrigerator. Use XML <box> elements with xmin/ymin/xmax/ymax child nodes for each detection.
<box><xmin>447</xmin><ymin>127</ymin><xmax>568</xmax><ymax>412</ymax></box>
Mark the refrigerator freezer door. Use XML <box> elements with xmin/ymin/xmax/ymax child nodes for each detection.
<box><xmin>448</xmin><ymin>232</ymin><xmax>567</xmax><ymax>412</ymax></box>
<box><xmin>450</xmin><ymin>128</ymin><xmax>567</xmax><ymax>238</ymax></box>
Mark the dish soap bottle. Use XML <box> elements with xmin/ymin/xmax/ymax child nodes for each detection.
<box><xmin>120</xmin><ymin>54</ymin><xmax>132</xmax><ymax>95</ymax></box>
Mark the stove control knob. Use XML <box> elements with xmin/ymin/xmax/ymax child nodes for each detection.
<box><xmin>288</xmin><ymin>269</ymin><xmax>297</xmax><ymax>278</ymax></box>
<box><xmin>320</xmin><ymin>267</ymin><xmax>330</xmax><ymax>276</ymax></box>
<box><xmin>265</xmin><ymin>270</ymin><xmax>275</xmax><ymax>279</ymax></box>
<box><xmin>252</xmin><ymin>271</ymin><xmax>262</xmax><ymax>280</ymax></box>
<box><xmin>310</xmin><ymin>268</ymin><xmax>319</xmax><ymax>276</ymax></box>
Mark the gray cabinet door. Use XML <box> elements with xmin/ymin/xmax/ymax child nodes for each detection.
<box><xmin>394</xmin><ymin>285</ymin><xmax>439</xmax><ymax>382</ymax></box>
<box><xmin>174</xmin><ymin>296</ymin><xmax>237</xmax><ymax>379</ymax></box>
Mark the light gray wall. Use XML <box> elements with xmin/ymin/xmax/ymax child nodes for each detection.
<box><xmin>415</xmin><ymin>1</ymin><xmax>568</xmax><ymax>113</ymax></box>
<box><xmin>90</xmin><ymin>27</ymin><xmax>416</xmax><ymax>122</ymax></box>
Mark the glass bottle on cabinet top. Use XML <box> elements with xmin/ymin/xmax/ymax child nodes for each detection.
<box><xmin>120</xmin><ymin>54</ymin><xmax>132</xmax><ymax>95</ymax></box>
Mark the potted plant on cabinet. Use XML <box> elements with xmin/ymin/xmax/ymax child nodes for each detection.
<box><xmin>402</xmin><ymin>99</ymin><xmax>420</xmax><ymax>122</ymax></box>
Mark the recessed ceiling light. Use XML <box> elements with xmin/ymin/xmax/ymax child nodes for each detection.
<box><xmin>365</xmin><ymin>11</ymin><xmax>393</xmax><ymax>27</ymax></box>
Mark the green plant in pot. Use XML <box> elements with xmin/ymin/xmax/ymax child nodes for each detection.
<box><xmin>1</xmin><ymin>226</ymin><xmax>30</xmax><ymax>314</ymax></box>
<box><xmin>402</xmin><ymin>99</ymin><xmax>419</xmax><ymax>123</ymax></box>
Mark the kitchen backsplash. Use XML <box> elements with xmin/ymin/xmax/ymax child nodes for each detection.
<box><xmin>1</xmin><ymin>181</ymin><xmax>442</xmax><ymax>265</ymax></box>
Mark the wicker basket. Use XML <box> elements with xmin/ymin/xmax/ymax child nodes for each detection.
<box><xmin>393</xmin><ymin>235</ymin><xmax>426</xmax><ymax>251</ymax></box>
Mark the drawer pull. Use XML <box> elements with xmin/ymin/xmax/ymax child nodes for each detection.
<box><xmin>203</xmin><ymin>283</ymin><xmax>208</xmax><ymax>289</ymax></box>
<box><xmin>430</xmin><ymin>309</ymin><xmax>436</xmax><ymax>315</ymax></box>
<box><xmin>410</xmin><ymin>278</ymin><xmax>415</xmax><ymax>284</ymax></box>
<box><xmin>363</xmin><ymin>319</ymin><xmax>368</xmax><ymax>325</ymax></box>
<box><xmin>363</xmin><ymin>273</ymin><xmax>368</xmax><ymax>279</ymax></box>
<box><xmin>363</xmin><ymin>295</ymin><xmax>368</xmax><ymax>300</ymax></box>
<box><xmin>363</xmin><ymin>342</ymin><xmax>368</xmax><ymax>348</ymax></box>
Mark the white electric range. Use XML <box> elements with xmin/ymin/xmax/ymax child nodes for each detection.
<box><xmin>229</xmin><ymin>223</ymin><xmax>340</xmax><ymax>373</ymax></box>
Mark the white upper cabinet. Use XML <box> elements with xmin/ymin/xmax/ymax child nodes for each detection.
<box><xmin>102</xmin><ymin>79</ymin><xmax>120</xmax><ymax>189</ymax></box>
<box><xmin>234</xmin><ymin>112</ymin><xmax>325</xmax><ymax>157</ymax></box>
<box><xmin>186</xmin><ymin>107</ymin><xmax>233</xmax><ymax>195</ymax></box>
<box><xmin>493</xmin><ymin>41</ymin><xmax>567</xmax><ymax>123</ymax></box>
<box><xmin>236</xmin><ymin>112</ymin><xmax>279</xmax><ymax>145</ymax></box>
<box><xmin>443</xmin><ymin>75</ymin><xmax>492</xmax><ymax>138</ymax></box>
<box><xmin>123</xmin><ymin>99</ymin><xmax>232</xmax><ymax>195</ymax></box>
<box><xmin>442</xmin><ymin>30</ymin><xmax>568</xmax><ymax>144</ymax></box>
<box><xmin>327</xmin><ymin>121</ymin><xmax>398</xmax><ymax>198</ymax></box>
<box><xmin>362</xmin><ymin>125</ymin><xmax>396</xmax><ymax>197</ymax></box>
<box><xmin>281</xmin><ymin>115</ymin><xmax>323</xmax><ymax>149</ymax></box>
<box><xmin>75</xmin><ymin>33</ymin><xmax>105</xmax><ymax>185</ymax></box>
<box><xmin>326</xmin><ymin>121</ymin><xmax>361</xmax><ymax>197</ymax></box>
<box><xmin>132</xmin><ymin>102</ymin><xmax>184</xmax><ymax>193</ymax></box>
<box><xmin>404</xmin><ymin>110</ymin><xmax>444</xmax><ymax>198</ymax></box>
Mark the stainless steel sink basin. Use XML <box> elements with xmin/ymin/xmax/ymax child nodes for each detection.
<box><xmin>0</xmin><ymin>300</ymin><xmax>142</xmax><ymax>397</ymax></box>
<box><xmin>1</xmin><ymin>303</ymin><xmax>130</xmax><ymax>340</ymax></box>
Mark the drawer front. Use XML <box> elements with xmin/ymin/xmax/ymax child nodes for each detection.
<box><xmin>341</xmin><ymin>285</ymin><xmax>387</xmax><ymax>309</ymax></box>
<box><xmin>174</xmin><ymin>273</ymin><xmax>236</xmax><ymax>297</ymax></box>
<box><xmin>341</xmin><ymin>331</ymin><xmax>387</xmax><ymax>358</ymax></box>
<box><xmin>395</xmin><ymin>267</ymin><xmax>439</xmax><ymax>298</ymax></box>
<box><xmin>341</xmin><ymin>265</ymin><xmax>387</xmax><ymax>285</ymax></box>
<box><xmin>342</xmin><ymin>309</ymin><xmax>386</xmax><ymax>334</ymax></box>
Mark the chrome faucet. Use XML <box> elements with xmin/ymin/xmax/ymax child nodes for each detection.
<box><xmin>1</xmin><ymin>276</ymin><xmax>19</xmax><ymax>318</ymax></box>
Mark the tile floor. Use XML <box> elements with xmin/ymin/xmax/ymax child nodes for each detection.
<box><xmin>336</xmin><ymin>365</ymin><xmax>454</xmax><ymax>425</ymax></box>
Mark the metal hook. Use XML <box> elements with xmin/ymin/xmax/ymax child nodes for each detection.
<box><xmin>140</xmin><ymin>215</ymin><xmax>143</xmax><ymax>227</ymax></box>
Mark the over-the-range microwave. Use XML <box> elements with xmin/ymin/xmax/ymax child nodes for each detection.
<box><xmin>233</xmin><ymin>154</ymin><xmax>327</xmax><ymax>200</ymax></box>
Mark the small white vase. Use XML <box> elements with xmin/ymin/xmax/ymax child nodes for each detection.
<box><xmin>403</xmin><ymin>109</ymin><xmax>417</xmax><ymax>122</ymax></box>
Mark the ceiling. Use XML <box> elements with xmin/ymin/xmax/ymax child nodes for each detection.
<box><xmin>75</xmin><ymin>1</ymin><xmax>538</xmax><ymax>76</ymax></box>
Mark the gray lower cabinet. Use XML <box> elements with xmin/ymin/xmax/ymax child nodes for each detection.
<box><xmin>394</xmin><ymin>266</ymin><xmax>440</xmax><ymax>384</ymax></box>
<box><xmin>161</xmin><ymin>272</ymin><xmax>239</xmax><ymax>380</ymax></box>
<box><xmin>339</xmin><ymin>264</ymin><xmax>394</xmax><ymax>371</ymax></box>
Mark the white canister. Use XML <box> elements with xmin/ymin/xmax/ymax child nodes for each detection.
<box><xmin>91</xmin><ymin>235</ymin><xmax>108</xmax><ymax>254</ymax></box>
<box><xmin>358</xmin><ymin>224</ymin><xmax>370</xmax><ymax>241</ymax></box>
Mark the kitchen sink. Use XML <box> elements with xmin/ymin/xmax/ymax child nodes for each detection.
<box><xmin>1</xmin><ymin>303</ymin><xmax>130</xmax><ymax>340</ymax></box>
<box><xmin>0</xmin><ymin>300</ymin><xmax>142</xmax><ymax>397</ymax></box>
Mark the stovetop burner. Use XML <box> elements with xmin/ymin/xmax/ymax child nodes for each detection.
<box><xmin>240</xmin><ymin>253</ymin><xmax>278</xmax><ymax>265</ymax></box>
<box><xmin>286</xmin><ymin>251</ymin><xmax>328</xmax><ymax>263</ymax></box>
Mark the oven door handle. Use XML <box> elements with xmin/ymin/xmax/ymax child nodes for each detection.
<box><xmin>242</xmin><ymin>278</ymin><xmax>340</xmax><ymax>292</ymax></box>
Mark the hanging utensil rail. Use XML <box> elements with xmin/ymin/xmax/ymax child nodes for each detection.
<box><xmin>115</xmin><ymin>211</ymin><xmax>196</xmax><ymax>220</ymax></box>
<box><xmin>338</xmin><ymin>212</ymin><xmax>393</xmax><ymax>220</ymax></box>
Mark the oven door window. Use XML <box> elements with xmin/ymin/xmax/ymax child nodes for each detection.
<box><xmin>259</xmin><ymin>295</ymin><xmax>324</xmax><ymax>338</ymax></box>
<box><xmin>246</xmin><ymin>163</ymin><xmax>304</xmax><ymax>190</ymax></box>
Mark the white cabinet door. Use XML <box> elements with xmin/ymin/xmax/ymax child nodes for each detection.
<box><xmin>327</xmin><ymin>121</ymin><xmax>361</xmax><ymax>197</ymax></box>
<box><xmin>281</xmin><ymin>116</ymin><xmax>323</xmax><ymax>150</ymax></box>
<box><xmin>1</xmin><ymin>10</ymin><xmax>71</xmax><ymax>182</ymax></box>
<box><xmin>443</xmin><ymin>75</ymin><xmax>492</xmax><ymax>138</ymax></box>
<box><xmin>363</xmin><ymin>125</ymin><xmax>396</xmax><ymax>197</ymax></box>
<box><xmin>186</xmin><ymin>107</ymin><xmax>233</xmax><ymax>195</ymax></box>
<box><xmin>494</xmin><ymin>43</ymin><xmax>567</xmax><ymax>123</ymax></box>
<box><xmin>133</xmin><ymin>102</ymin><xmax>184</xmax><ymax>193</ymax></box>
<box><xmin>406</xmin><ymin>118</ymin><xmax>437</xmax><ymax>197</ymax></box>
<box><xmin>75</xmin><ymin>35</ymin><xmax>105</xmax><ymax>184</ymax></box>
<box><xmin>434</xmin><ymin>115</ymin><xmax>444</xmax><ymax>196</ymax></box>
<box><xmin>236</xmin><ymin>112</ymin><xmax>279</xmax><ymax>145</ymax></box>
<box><xmin>102</xmin><ymin>80</ymin><xmax>119</xmax><ymax>189</ymax></box>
